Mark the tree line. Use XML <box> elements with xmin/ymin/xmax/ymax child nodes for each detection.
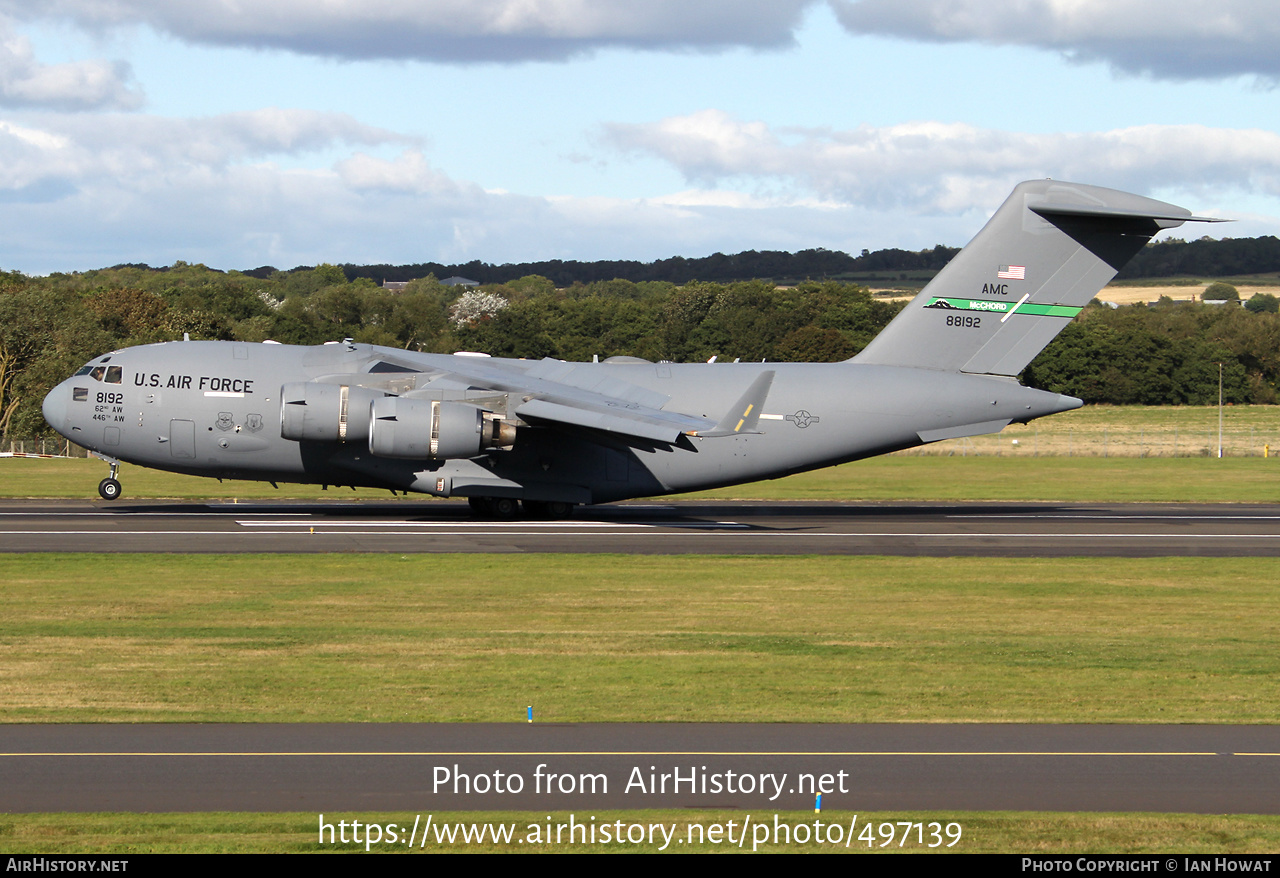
<box><xmin>1116</xmin><ymin>235</ymin><xmax>1280</xmax><ymax>280</ymax></box>
<box><xmin>341</xmin><ymin>235</ymin><xmax>1280</xmax><ymax>285</ymax></box>
<box><xmin>109</xmin><ymin>234</ymin><xmax>1280</xmax><ymax>288</ymax></box>
<box><xmin>336</xmin><ymin>244</ymin><xmax>961</xmax><ymax>287</ymax></box>
<box><xmin>3</xmin><ymin>261</ymin><xmax>1279</xmax><ymax>440</ymax></box>
<box><xmin>333</xmin><ymin>235</ymin><xmax>1280</xmax><ymax>286</ymax></box>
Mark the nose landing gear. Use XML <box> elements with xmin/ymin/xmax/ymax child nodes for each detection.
<box><xmin>96</xmin><ymin>457</ymin><xmax>122</xmax><ymax>501</ymax></box>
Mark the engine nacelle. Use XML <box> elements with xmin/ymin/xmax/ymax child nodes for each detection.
<box><xmin>368</xmin><ymin>397</ymin><xmax>516</xmax><ymax>459</ymax></box>
<box><xmin>280</xmin><ymin>382</ymin><xmax>383</xmax><ymax>443</ymax></box>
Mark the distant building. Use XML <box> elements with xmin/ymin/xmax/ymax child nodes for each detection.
<box><xmin>381</xmin><ymin>281</ymin><xmax>410</xmax><ymax>291</ymax></box>
<box><xmin>440</xmin><ymin>276</ymin><xmax>480</xmax><ymax>288</ymax></box>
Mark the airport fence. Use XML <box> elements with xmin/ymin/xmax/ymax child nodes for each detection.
<box><xmin>1</xmin><ymin>439</ymin><xmax>90</xmax><ymax>458</ymax></box>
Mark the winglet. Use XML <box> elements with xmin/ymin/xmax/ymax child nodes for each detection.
<box><xmin>689</xmin><ymin>370</ymin><xmax>775</xmax><ymax>437</ymax></box>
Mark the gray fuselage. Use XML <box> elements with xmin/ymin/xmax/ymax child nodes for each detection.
<box><xmin>42</xmin><ymin>340</ymin><xmax>1079</xmax><ymax>504</ymax></box>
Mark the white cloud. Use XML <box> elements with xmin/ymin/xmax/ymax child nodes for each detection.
<box><xmin>12</xmin><ymin>0</ymin><xmax>1274</xmax><ymax>78</ymax></box>
<box><xmin>0</xmin><ymin>23</ymin><xmax>141</xmax><ymax>109</ymax></box>
<box><xmin>0</xmin><ymin>105</ymin><xmax>913</xmax><ymax>273</ymax></box>
<box><xmin>0</xmin><ymin>154</ymin><xmax>1268</xmax><ymax>276</ymax></box>
<box><xmin>336</xmin><ymin>150</ymin><xmax>466</xmax><ymax>196</ymax></box>
<box><xmin>0</xmin><ymin>104</ymin><xmax>1275</xmax><ymax>276</ymax></box>
<box><xmin>0</xmin><ymin>120</ymin><xmax>69</xmax><ymax>150</ymax></box>
<box><xmin>0</xmin><ymin>108</ymin><xmax>411</xmax><ymax>193</ymax></box>
<box><xmin>649</xmin><ymin>189</ymin><xmax>778</xmax><ymax>210</ymax></box>
<box><xmin>641</xmin><ymin>187</ymin><xmax>845</xmax><ymax>211</ymax></box>
<box><xmin>830</xmin><ymin>0</ymin><xmax>1280</xmax><ymax>80</ymax></box>
<box><xmin>4</xmin><ymin>1</ymin><xmax>818</xmax><ymax>62</ymax></box>
<box><xmin>605</xmin><ymin>110</ymin><xmax>1280</xmax><ymax>213</ymax></box>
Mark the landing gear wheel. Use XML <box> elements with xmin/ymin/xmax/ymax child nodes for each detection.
<box><xmin>98</xmin><ymin>478</ymin><xmax>122</xmax><ymax>501</ymax></box>
<box><xmin>524</xmin><ymin>500</ymin><xmax>574</xmax><ymax>519</ymax></box>
<box><xmin>545</xmin><ymin>501</ymin><xmax>574</xmax><ymax>519</ymax></box>
<box><xmin>468</xmin><ymin>496</ymin><xmax>493</xmax><ymax>517</ymax></box>
<box><xmin>489</xmin><ymin>497</ymin><xmax>521</xmax><ymax>520</ymax></box>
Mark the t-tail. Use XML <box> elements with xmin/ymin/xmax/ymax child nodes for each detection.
<box><xmin>854</xmin><ymin>180</ymin><xmax>1227</xmax><ymax>376</ymax></box>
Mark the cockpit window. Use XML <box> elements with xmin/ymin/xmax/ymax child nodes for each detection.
<box><xmin>74</xmin><ymin>366</ymin><xmax>93</xmax><ymax>376</ymax></box>
<box><xmin>85</xmin><ymin>365</ymin><xmax>122</xmax><ymax>383</ymax></box>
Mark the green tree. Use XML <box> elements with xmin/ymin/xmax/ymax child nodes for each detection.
<box><xmin>1245</xmin><ymin>292</ymin><xmax>1279</xmax><ymax>313</ymax></box>
<box><xmin>0</xmin><ymin>286</ymin><xmax>111</xmax><ymax>438</ymax></box>
<box><xmin>85</xmin><ymin>288</ymin><xmax>170</xmax><ymax>344</ymax></box>
<box><xmin>774</xmin><ymin>326</ymin><xmax>856</xmax><ymax>362</ymax></box>
<box><xmin>1202</xmin><ymin>282</ymin><xmax>1239</xmax><ymax>301</ymax></box>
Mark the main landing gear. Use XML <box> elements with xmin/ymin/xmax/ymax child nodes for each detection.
<box><xmin>97</xmin><ymin>459</ymin><xmax>122</xmax><ymax>501</ymax></box>
<box><xmin>467</xmin><ymin>496</ymin><xmax>574</xmax><ymax>520</ymax></box>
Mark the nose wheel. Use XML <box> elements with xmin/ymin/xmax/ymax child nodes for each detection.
<box><xmin>97</xmin><ymin>460</ymin><xmax>122</xmax><ymax>501</ymax></box>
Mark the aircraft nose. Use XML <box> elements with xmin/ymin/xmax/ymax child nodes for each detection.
<box><xmin>42</xmin><ymin>382</ymin><xmax>69</xmax><ymax>436</ymax></box>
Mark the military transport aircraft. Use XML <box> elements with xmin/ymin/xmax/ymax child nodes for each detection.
<box><xmin>42</xmin><ymin>180</ymin><xmax>1222</xmax><ymax>517</ymax></box>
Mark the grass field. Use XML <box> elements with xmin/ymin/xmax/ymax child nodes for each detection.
<box><xmin>914</xmin><ymin>404</ymin><xmax>1280</xmax><ymax>459</ymax></box>
<box><xmin>5</xmin><ymin>451</ymin><xmax>1280</xmax><ymax>504</ymax></box>
<box><xmin>4</xmin><ymin>810</ymin><xmax>1280</xmax><ymax>854</ymax></box>
<box><xmin>687</xmin><ymin>457</ymin><xmax>1280</xmax><ymax>502</ymax></box>
<box><xmin>866</xmin><ymin>275</ymin><xmax>1280</xmax><ymax>304</ymax></box>
<box><xmin>3</xmin><ymin>554</ymin><xmax>1278</xmax><ymax>724</ymax></box>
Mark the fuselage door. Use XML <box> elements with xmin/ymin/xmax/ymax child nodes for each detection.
<box><xmin>169</xmin><ymin>419</ymin><xmax>196</xmax><ymax>459</ymax></box>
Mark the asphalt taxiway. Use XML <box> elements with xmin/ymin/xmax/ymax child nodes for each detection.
<box><xmin>3</xmin><ymin>723</ymin><xmax>1279</xmax><ymax>813</ymax></box>
<box><xmin>2</xmin><ymin>499</ymin><xmax>1280</xmax><ymax>555</ymax></box>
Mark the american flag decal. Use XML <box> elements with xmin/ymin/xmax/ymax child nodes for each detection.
<box><xmin>997</xmin><ymin>265</ymin><xmax>1026</xmax><ymax>280</ymax></box>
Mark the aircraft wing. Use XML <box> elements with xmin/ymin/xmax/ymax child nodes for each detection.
<box><xmin>513</xmin><ymin>396</ymin><xmax>709</xmax><ymax>443</ymax></box>
<box><xmin>357</xmin><ymin>353</ymin><xmax>720</xmax><ymax>444</ymax></box>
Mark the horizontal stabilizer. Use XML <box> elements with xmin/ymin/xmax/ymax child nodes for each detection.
<box><xmin>917</xmin><ymin>419</ymin><xmax>1011</xmax><ymax>443</ymax></box>
<box><xmin>1028</xmin><ymin>202</ymin><xmax>1228</xmax><ymax>225</ymax></box>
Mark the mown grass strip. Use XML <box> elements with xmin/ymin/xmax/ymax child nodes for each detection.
<box><xmin>4</xmin><ymin>454</ymin><xmax>1280</xmax><ymax>503</ymax></box>
<box><xmin>3</xmin><ymin>554</ymin><xmax>1278</xmax><ymax>724</ymax></box>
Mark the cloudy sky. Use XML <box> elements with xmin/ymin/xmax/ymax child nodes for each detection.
<box><xmin>0</xmin><ymin>0</ymin><xmax>1275</xmax><ymax>274</ymax></box>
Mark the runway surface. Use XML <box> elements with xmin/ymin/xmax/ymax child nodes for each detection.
<box><xmin>2</xmin><ymin>498</ymin><xmax>1280</xmax><ymax>555</ymax></box>
<box><xmin>3</xmin><ymin>723</ymin><xmax>1279</xmax><ymax>813</ymax></box>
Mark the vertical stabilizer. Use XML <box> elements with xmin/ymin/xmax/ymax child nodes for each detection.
<box><xmin>853</xmin><ymin>180</ymin><xmax>1225</xmax><ymax>376</ymax></box>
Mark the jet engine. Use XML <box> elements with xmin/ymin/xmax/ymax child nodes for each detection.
<box><xmin>280</xmin><ymin>382</ymin><xmax>383</xmax><ymax>443</ymax></box>
<box><xmin>368</xmin><ymin>397</ymin><xmax>516</xmax><ymax>459</ymax></box>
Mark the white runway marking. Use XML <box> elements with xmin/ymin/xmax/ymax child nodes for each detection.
<box><xmin>957</xmin><ymin>513</ymin><xmax>1280</xmax><ymax>521</ymax></box>
<box><xmin>0</xmin><ymin>511</ymin><xmax>302</xmax><ymax>517</ymax></box>
<box><xmin>233</xmin><ymin>520</ymin><xmax>646</xmax><ymax>528</ymax></box>
<box><xmin>0</xmin><ymin>749</ymin><xmax>1226</xmax><ymax>758</ymax></box>
<box><xmin>4</xmin><ymin>530</ymin><xmax>1280</xmax><ymax>539</ymax></box>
